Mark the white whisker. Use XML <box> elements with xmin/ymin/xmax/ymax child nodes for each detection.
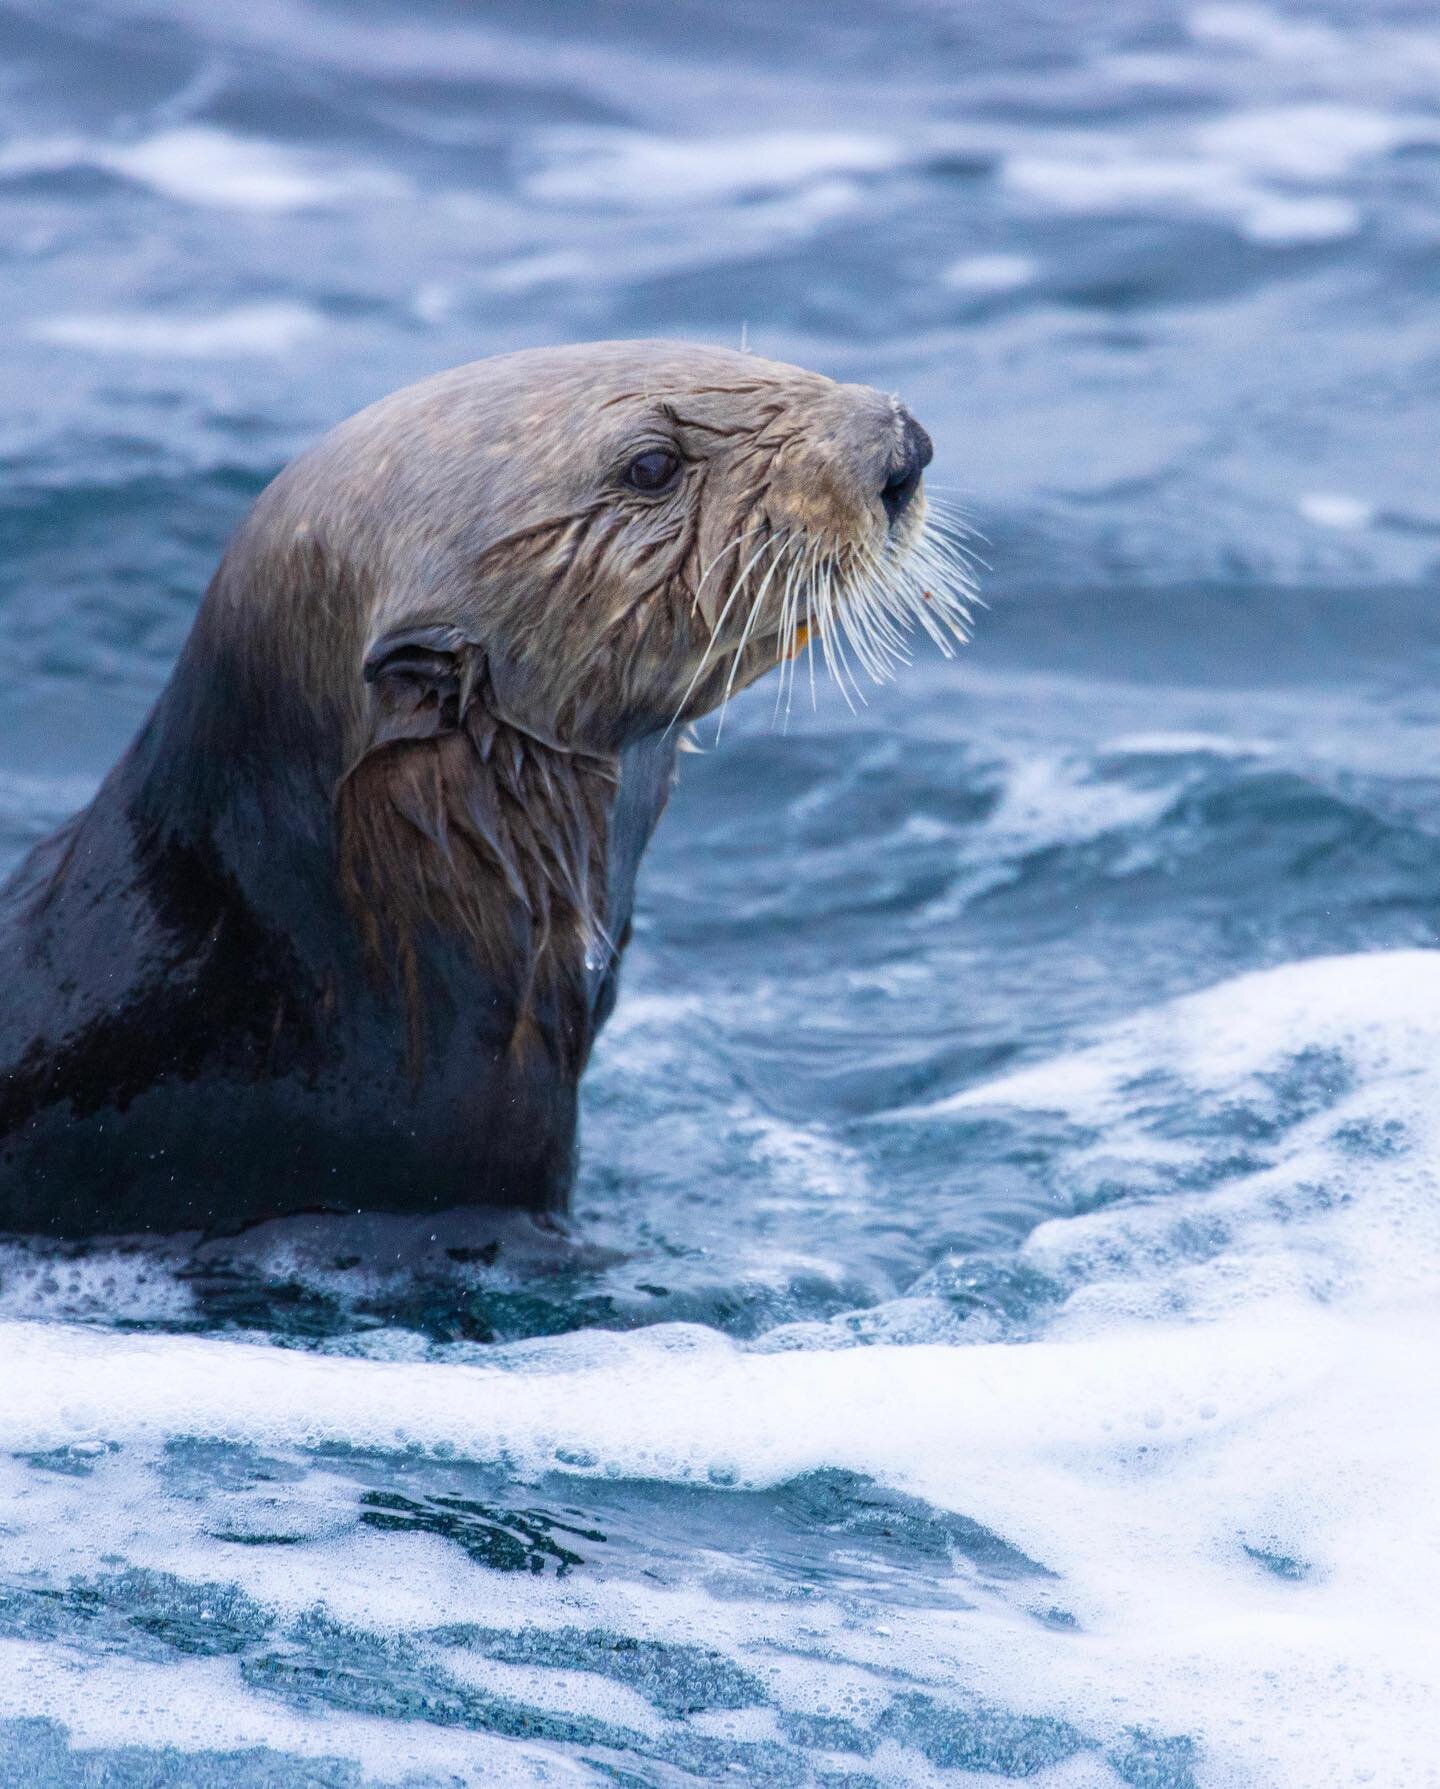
<box><xmin>668</xmin><ymin>527</ymin><xmax>784</xmax><ymax>733</ymax></box>
<box><xmin>803</xmin><ymin>553</ymin><xmax>818</xmax><ymax>712</ymax></box>
<box><xmin>815</xmin><ymin>555</ymin><xmax>867</xmax><ymax>710</ymax></box>
<box><xmin>691</xmin><ymin>522</ymin><xmax>766</xmax><ymax>615</ymax></box>
<box><xmin>715</xmin><ymin>530</ymin><xmax>794</xmax><ymax>741</ymax></box>
<box><xmin>772</xmin><ymin>543</ymin><xmax>805</xmax><ymax>726</ymax></box>
<box><xmin>675</xmin><ymin>483</ymin><xmax>982</xmax><ymax>741</ymax></box>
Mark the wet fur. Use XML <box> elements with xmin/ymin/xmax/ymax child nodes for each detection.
<box><xmin>0</xmin><ymin>340</ymin><xmax>954</xmax><ymax>1236</ymax></box>
<box><xmin>337</xmin><ymin>685</ymin><xmax>617</xmax><ymax>1076</ymax></box>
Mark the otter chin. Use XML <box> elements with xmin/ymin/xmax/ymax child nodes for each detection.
<box><xmin>0</xmin><ymin>340</ymin><xmax>972</xmax><ymax>1237</ymax></box>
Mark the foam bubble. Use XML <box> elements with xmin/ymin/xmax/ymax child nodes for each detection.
<box><xmin>3</xmin><ymin>1299</ymin><xmax>1437</xmax><ymax>1783</ymax></box>
<box><xmin>0</xmin><ymin>1243</ymin><xmax>195</xmax><ymax>1325</ymax></box>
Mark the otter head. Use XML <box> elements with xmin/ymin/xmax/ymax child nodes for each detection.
<box><xmin>335</xmin><ymin>339</ymin><xmax>968</xmax><ymax>755</ymax></box>
<box><xmin>217</xmin><ymin>341</ymin><xmax>971</xmax><ymax>1062</ymax></box>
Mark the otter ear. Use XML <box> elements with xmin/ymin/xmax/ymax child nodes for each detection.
<box><xmin>362</xmin><ymin>624</ymin><xmax>481</xmax><ymax>747</ymax></box>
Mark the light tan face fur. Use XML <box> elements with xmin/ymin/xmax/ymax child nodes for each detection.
<box><xmin>252</xmin><ymin>339</ymin><xmax>968</xmax><ymax>758</ymax></box>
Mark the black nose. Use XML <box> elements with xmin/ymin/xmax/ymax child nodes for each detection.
<box><xmin>880</xmin><ymin>412</ymin><xmax>933</xmax><ymax>525</ymax></box>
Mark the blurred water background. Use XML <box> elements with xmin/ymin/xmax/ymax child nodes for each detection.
<box><xmin>1</xmin><ymin>1</ymin><xmax>1439</xmax><ymax>1784</ymax></box>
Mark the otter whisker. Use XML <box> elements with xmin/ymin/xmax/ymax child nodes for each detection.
<box><xmin>923</xmin><ymin>496</ymin><xmax>993</xmax><ymax>569</ymax></box>
<box><xmin>771</xmin><ymin>544</ymin><xmax>804</xmax><ymax>725</ymax></box>
<box><xmin>776</xmin><ymin>537</ymin><xmax>818</xmax><ymax>726</ymax></box>
<box><xmin>920</xmin><ymin>487</ymin><xmax>988</xmax><ymax>529</ymax></box>
<box><xmin>910</xmin><ymin>527</ymin><xmax>981</xmax><ymax>630</ymax></box>
<box><xmin>849</xmin><ymin>541</ymin><xmax>913</xmax><ymax>673</ymax></box>
<box><xmin>828</xmin><ymin>561</ymin><xmax>871</xmax><ymax>708</ymax></box>
<box><xmin>804</xmin><ymin>552</ymin><xmax>820</xmax><ymax>712</ymax></box>
<box><xmin>836</xmin><ymin>542</ymin><xmax>907</xmax><ymax>685</ymax></box>
<box><xmin>894</xmin><ymin>543</ymin><xmax>972</xmax><ymax>654</ymax></box>
<box><xmin>917</xmin><ymin>509</ymin><xmax>981</xmax><ymax>566</ymax></box>
<box><xmin>811</xmin><ymin>552</ymin><xmax>865</xmax><ymax>711</ymax></box>
<box><xmin>794</xmin><ymin>502</ymin><xmax>980</xmax><ymax>701</ymax></box>
<box><xmin>691</xmin><ymin>521</ymin><xmax>766</xmax><ymax>615</ymax></box>
<box><xmin>923</xmin><ymin>530</ymin><xmax>989</xmax><ymax>586</ymax></box>
<box><xmin>791</xmin><ymin>543</ymin><xmax>820</xmax><ymax>717</ymax></box>
<box><xmin>715</xmin><ymin>528</ymin><xmax>796</xmax><ymax>740</ymax></box>
<box><xmin>669</xmin><ymin>526</ymin><xmax>783</xmax><ymax>732</ymax></box>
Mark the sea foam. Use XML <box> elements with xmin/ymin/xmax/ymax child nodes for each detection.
<box><xmin>5</xmin><ymin>954</ymin><xmax>1440</xmax><ymax>1784</ymax></box>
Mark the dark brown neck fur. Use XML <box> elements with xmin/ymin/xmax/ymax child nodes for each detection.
<box><xmin>336</xmin><ymin>677</ymin><xmax>618</xmax><ymax>1076</ymax></box>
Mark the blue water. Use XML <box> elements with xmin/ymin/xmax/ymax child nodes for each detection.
<box><xmin>2</xmin><ymin>2</ymin><xmax>1439</xmax><ymax>1784</ymax></box>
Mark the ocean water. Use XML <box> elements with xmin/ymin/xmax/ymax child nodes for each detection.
<box><xmin>2</xmin><ymin>0</ymin><xmax>1439</xmax><ymax>1783</ymax></box>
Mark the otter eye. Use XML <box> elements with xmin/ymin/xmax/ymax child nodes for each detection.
<box><xmin>624</xmin><ymin>448</ymin><xmax>682</xmax><ymax>493</ymax></box>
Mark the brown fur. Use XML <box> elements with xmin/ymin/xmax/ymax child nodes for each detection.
<box><xmin>336</xmin><ymin>676</ymin><xmax>616</xmax><ymax>1074</ymax></box>
<box><xmin>227</xmin><ymin>342</ymin><xmax>921</xmax><ymax>1065</ymax></box>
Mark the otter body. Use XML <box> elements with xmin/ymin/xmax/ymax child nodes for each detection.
<box><xmin>0</xmin><ymin>710</ymin><xmax>674</xmax><ymax>1235</ymax></box>
<box><xmin>0</xmin><ymin>341</ymin><xmax>952</xmax><ymax>1237</ymax></box>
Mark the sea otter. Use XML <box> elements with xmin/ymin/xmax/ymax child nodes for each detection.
<box><xmin>0</xmin><ymin>340</ymin><xmax>966</xmax><ymax>1235</ymax></box>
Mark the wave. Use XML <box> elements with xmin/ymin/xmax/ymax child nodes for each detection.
<box><xmin>33</xmin><ymin>301</ymin><xmax>325</xmax><ymax>358</ymax></box>
<box><xmin>522</xmin><ymin>126</ymin><xmax>904</xmax><ymax>209</ymax></box>
<box><xmin>0</xmin><ymin>125</ymin><xmax>403</xmax><ymax>212</ymax></box>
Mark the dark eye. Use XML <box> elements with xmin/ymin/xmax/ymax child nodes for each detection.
<box><xmin>624</xmin><ymin>448</ymin><xmax>682</xmax><ymax>493</ymax></box>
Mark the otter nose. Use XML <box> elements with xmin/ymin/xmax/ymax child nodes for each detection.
<box><xmin>880</xmin><ymin>412</ymin><xmax>933</xmax><ymax>525</ymax></box>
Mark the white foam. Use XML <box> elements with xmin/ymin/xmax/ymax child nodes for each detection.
<box><xmin>920</xmin><ymin>949</ymin><xmax>1439</xmax><ymax>1116</ymax></box>
<box><xmin>1004</xmin><ymin>144</ymin><xmax>1363</xmax><ymax>247</ymax></box>
<box><xmin>1297</xmin><ymin>493</ymin><xmax>1375</xmax><ymax>531</ymax></box>
<box><xmin>1193</xmin><ymin>103</ymin><xmax>1438</xmax><ymax>182</ymax></box>
<box><xmin>1187</xmin><ymin>3</ymin><xmax>1345</xmax><ymax>61</ymax></box>
<box><xmin>0</xmin><ymin>1641</ymin><xmax>582</xmax><ymax>1785</ymax></box>
<box><xmin>1101</xmin><ymin>731</ymin><xmax>1272</xmax><ymax>758</ymax></box>
<box><xmin>1004</xmin><ymin>149</ymin><xmax>1221</xmax><ymax>214</ymax></box>
<box><xmin>4</xmin><ymin>1299</ymin><xmax>1438</xmax><ymax>1784</ymax></box>
<box><xmin>942</xmin><ymin>253</ymin><xmax>1039</xmax><ymax>294</ymax></box>
<box><xmin>837</xmin><ymin>949</ymin><xmax>1440</xmax><ymax>1779</ymax></box>
<box><xmin>999</xmin><ymin>85</ymin><xmax>1440</xmax><ymax>248</ymax></box>
<box><xmin>523</xmin><ymin>127</ymin><xmax>902</xmax><ymax>208</ymax></box>
<box><xmin>2</xmin><ymin>908</ymin><xmax>1438</xmax><ymax>1774</ymax></box>
<box><xmin>740</xmin><ymin>1110</ymin><xmax>874</xmax><ymax>1204</ymax></box>
<box><xmin>0</xmin><ymin>126</ymin><xmax>401</xmax><ymax>212</ymax></box>
<box><xmin>481</xmin><ymin>248</ymin><xmax>593</xmax><ymax>293</ymax></box>
<box><xmin>977</xmin><ymin>752</ymin><xmax>1183</xmax><ymax>853</ymax></box>
<box><xmin>33</xmin><ymin>302</ymin><xmax>324</xmax><ymax>358</ymax></box>
<box><xmin>1236</xmin><ymin>193</ymin><xmax>1359</xmax><ymax>244</ymax></box>
<box><xmin>0</xmin><ymin>1243</ymin><xmax>194</xmax><ymax>1325</ymax></box>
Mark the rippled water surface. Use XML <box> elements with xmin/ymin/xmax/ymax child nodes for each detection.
<box><xmin>2</xmin><ymin>1</ymin><xmax>1439</xmax><ymax>1784</ymax></box>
